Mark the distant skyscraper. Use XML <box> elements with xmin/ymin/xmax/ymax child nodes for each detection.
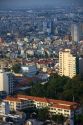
<box><xmin>51</xmin><ymin>20</ymin><xmax>55</xmax><ymax>35</ymax></box>
<box><xmin>79</xmin><ymin>23</ymin><xmax>83</xmax><ymax>40</ymax></box>
<box><xmin>71</xmin><ymin>24</ymin><xmax>79</xmax><ymax>42</ymax></box>
<box><xmin>59</xmin><ymin>49</ymin><xmax>76</xmax><ymax>78</ymax></box>
<box><xmin>43</xmin><ymin>21</ymin><xmax>47</xmax><ymax>33</ymax></box>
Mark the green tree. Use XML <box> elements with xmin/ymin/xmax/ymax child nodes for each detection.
<box><xmin>29</xmin><ymin>73</ymin><xmax>83</xmax><ymax>107</ymax></box>
<box><xmin>75</xmin><ymin>114</ymin><xmax>83</xmax><ymax>125</ymax></box>
<box><xmin>37</xmin><ymin>107</ymin><xmax>49</xmax><ymax>121</ymax></box>
<box><xmin>46</xmin><ymin>74</ymin><xmax>70</xmax><ymax>99</ymax></box>
<box><xmin>12</xmin><ymin>63</ymin><xmax>21</xmax><ymax>73</ymax></box>
<box><xmin>31</xmin><ymin>83</ymin><xmax>46</xmax><ymax>97</ymax></box>
<box><xmin>52</xmin><ymin>114</ymin><xmax>65</xmax><ymax>124</ymax></box>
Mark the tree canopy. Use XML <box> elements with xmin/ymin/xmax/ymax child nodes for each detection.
<box><xmin>30</xmin><ymin>74</ymin><xmax>83</xmax><ymax>106</ymax></box>
<box><xmin>12</xmin><ymin>63</ymin><xmax>21</xmax><ymax>73</ymax></box>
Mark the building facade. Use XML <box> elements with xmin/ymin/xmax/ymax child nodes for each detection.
<box><xmin>59</xmin><ymin>49</ymin><xmax>76</xmax><ymax>78</ymax></box>
<box><xmin>71</xmin><ymin>24</ymin><xmax>80</xmax><ymax>42</ymax></box>
<box><xmin>4</xmin><ymin>95</ymin><xmax>80</xmax><ymax>119</ymax></box>
<box><xmin>79</xmin><ymin>57</ymin><xmax>83</xmax><ymax>78</ymax></box>
<box><xmin>0</xmin><ymin>70</ymin><xmax>14</xmax><ymax>95</ymax></box>
<box><xmin>0</xmin><ymin>101</ymin><xmax>10</xmax><ymax>115</ymax></box>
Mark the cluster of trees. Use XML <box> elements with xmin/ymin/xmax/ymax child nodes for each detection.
<box><xmin>37</xmin><ymin>107</ymin><xmax>65</xmax><ymax>124</ymax></box>
<box><xmin>17</xmin><ymin>73</ymin><xmax>83</xmax><ymax>124</ymax></box>
<box><xmin>37</xmin><ymin>108</ymin><xmax>49</xmax><ymax>121</ymax></box>
<box><xmin>22</xmin><ymin>107</ymin><xmax>66</xmax><ymax>124</ymax></box>
<box><xmin>37</xmin><ymin>108</ymin><xmax>83</xmax><ymax>124</ymax></box>
<box><xmin>12</xmin><ymin>63</ymin><xmax>21</xmax><ymax>73</ymax></box>
<box><xmin>30</xmin><ymin>74</ymin><xmax>83</xmax><ymax>106</ymax></box>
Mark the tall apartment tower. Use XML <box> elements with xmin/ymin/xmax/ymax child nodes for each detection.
<box><xmin>59</xmin><ymin>49</ymin><xmax>76</xmax><ymax>78</ymax></box>
<box><xmin>71</xmin><ymin>24</ymin><xmax>79</xmax><ymax>42</ymax></box>
<box><xmin>79</xmin><ymin>57</ymin><xmax>83</xmax><ymax>78</ymax></box>
<box><xmin>0</xmin><ymin>70</ymin><xmax>14</xmax><ymax>95</ymax></box>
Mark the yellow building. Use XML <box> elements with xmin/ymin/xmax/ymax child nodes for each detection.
<box><xmin>59</xmin><ymin>49</ymin><xmax>76</xmax><ymax>78</ymax></box>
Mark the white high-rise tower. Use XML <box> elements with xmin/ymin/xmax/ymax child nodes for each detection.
<box><xmin>0</xmin><ymin>69</ymin><xmax>14</xmax><ymax>95</ymax></box>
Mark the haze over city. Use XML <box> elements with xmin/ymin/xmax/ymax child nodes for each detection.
<box><xmin>0</xmin><ymin>0</ymin><xmax>83</xmax><ymax>9</ymax></box>
<box><xmin>0</xmin><ymin>0</ymin><xmax>83</xmax><ymax>125</ymax></box>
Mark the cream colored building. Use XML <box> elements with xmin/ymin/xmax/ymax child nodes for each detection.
<box><xmin>4</xmin><ymin>96</ymin><xmax>34</xmax><ymax>111</ymax></box>
<box><xmin>0</xmin><ymin>70</ymin><xmax>14</xmax><ymax>95</ymax></box>
<box><xmin>4</xmin><ymin>95</ymin><xmax>80</xmax><ymax>119</ymax></box>
<box><xmin>59</xmin><ymin>49</ymin><xmax>76</xmax><ymax>78</ymax></box>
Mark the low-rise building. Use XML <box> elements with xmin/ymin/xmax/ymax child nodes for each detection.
<box><xmin>0</xmin><ymin>101</ymin><xmax>10</xmax><ymax>115</ymax></box>
<box><xmin>4</xmin><ymin>95</ymin><xmax>80</xmax><ymax>118</ymax></box>
<box><xmin>4</xmin><ymin>96</ymin><xmax>34</xmax><ymax>111</ymax></box>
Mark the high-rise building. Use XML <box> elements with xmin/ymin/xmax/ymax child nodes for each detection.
<box><xmin>59</xmin><ymin>49</ymin><xmax>76</xmax><ymax>78</ymax></box>
<box><xmin>79</xmin><ymin>23</ymin><xmax>83</xmax><ymax>40</ymax></box>
<box><xmin>43</xmin><ymin>21</ymin><xmax>47</xmax><ymax>33</ymax></box>
<box><xmin>71</xmin><ymin>24</ymin><xmax>80</xmax><ymax>42</ymax></box>
<box><xmin>0</xmin><ymin>70</ymin><xmax>14</xmax><ymax>95</ymax></box>
<box><xmin>79</xmin><ymin>57</ymin><xmax>83</xmax><ymax>78</ymax></box>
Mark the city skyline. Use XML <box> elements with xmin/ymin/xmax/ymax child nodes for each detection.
<box><xmin>0</xmin><ymin>0</ymin><xmax>83</xmax><ymax>10</ymax></box>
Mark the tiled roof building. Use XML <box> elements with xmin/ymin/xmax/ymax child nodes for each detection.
<box><xmin>4</xmin><ymin>95</ymin><xmax>80</xmax><ymax>118</ymax></box>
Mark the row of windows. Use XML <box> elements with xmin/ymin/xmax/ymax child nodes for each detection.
<box><xmin>50</xmin><ymin>108</ymin><xmax>69</xmax><ymax>113</ymax></box>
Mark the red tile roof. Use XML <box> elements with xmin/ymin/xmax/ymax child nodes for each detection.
<box><xmin>51</xmin><ymin>104</ymin><xmax>76</xmax><ymax>110</ymax></box>
<box><xmin>4</xmin><ymin>96</ymin><xmax>21</xmax><ymax>102</ymax></box>
<box><xmin>16</xmin><ymin>77</ymin><xmax>38</xmax><ymax>87</ymax></box>
<box><xmin>4</xmin><ymin>95</ymin><xmax>79</xmax><ymax>110</ymax></box>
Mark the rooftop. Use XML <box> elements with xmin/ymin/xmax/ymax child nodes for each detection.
<box><xmin>4</xmin><ymin>95</ymin><xmax>79</xmax><ymax>110</ymax></box>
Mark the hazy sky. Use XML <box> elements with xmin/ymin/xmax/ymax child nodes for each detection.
<box><xmin>0</xmin><ymin>0</ymin><xmax>83</xmax><ymax>9</ymax></box>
